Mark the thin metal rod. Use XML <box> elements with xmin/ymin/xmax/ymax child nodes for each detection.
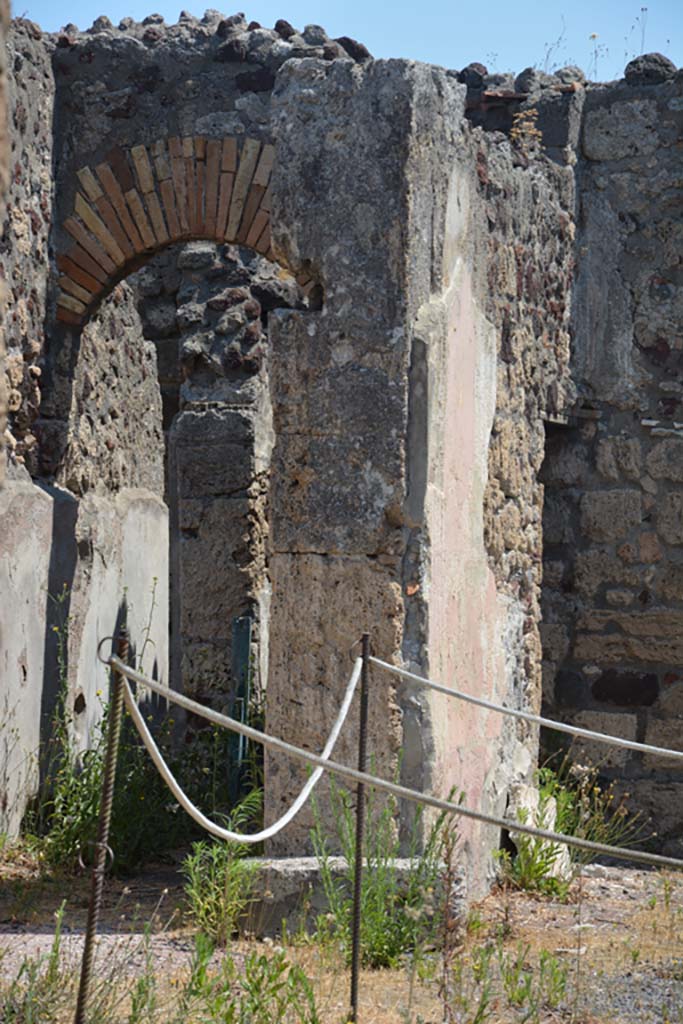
<box><xmin>74</xmin><ymin>626</ymin><xmax>128</xmax><ymax>1024</ymax></box>
<box><xmin>349</xmin><ymin>633</ymin><xmax>370</xmax><ymax>1023</ymax></box>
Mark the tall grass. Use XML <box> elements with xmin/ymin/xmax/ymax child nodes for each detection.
<box><xmin>311</xmin><ymin>779</ymin><xmax>450</xmax><ymax>968</ymax></box>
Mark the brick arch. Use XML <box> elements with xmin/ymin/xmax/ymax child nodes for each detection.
<box><xmin>55</xmin><ymin>135</ymin><xmax>314</xmax><ymax>325</ymax></box>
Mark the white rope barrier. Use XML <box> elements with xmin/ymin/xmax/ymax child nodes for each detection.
<box><xmin>370</xmin><ymin>656</ymin><xmax>683</xmax><ymax>763</ymax></box>
<box><xmin>121</xmin><ymin>657</ymin><xmax>361</xmax><ymax>844</ymax></box>
<box><xmin>110</xmin><ymin>656</ymin><xmax>683</xmax><ymax>872</ymax></box>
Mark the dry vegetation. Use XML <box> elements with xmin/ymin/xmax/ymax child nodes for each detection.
<box><xmin>3</xmin><ymin>630</ymin><xmax>681</xmax><ymax>1022</ymax></box>
<box><xmin>2</xmin><ymin>841</ymin><xmax>683</xmax><ymax>1024</ymax></box>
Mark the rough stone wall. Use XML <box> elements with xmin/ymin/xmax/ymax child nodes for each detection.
<box><xmin>130</xmin><ymin>240</ymin><xmax>304</xmax><ymax>706</ymax></box>
<box><xmin>402</xmin><ymin>81</ymin><xmax>577</xmax><ymax>889</ymax></box>
<box><xmin>482</xmin><ymin>139</ymin><xmax>576</xmax><ymax>711</ymax></box>
<box><xmin>3</xmin><ymin>6</ymin><xmax>680</xmax><ymax>875</ymax></box>
<box><xmin>130</xmin><ymin>249</ymin><xmax>182</xmax><ymax>441</ymax></box>
<box><xmin>1</xmin><ymin>15</ymin><xmax>414</xmax><ymax>854</ymax></box>
<box><xmin>0</xmin><ymin>473</ymin><xmax>169</xmax><ymax>834</ymax></box>
<box><xmin>59</xmin><ymin>282</ymin><xmax>164</xmax><ymax>497</ymax></box>
<box><xmin>263</xmin><ymin>56</ymin><xmax>426</xmax><ymax>852</ymax></box>
<box><xmin>169</xmin><ymin>403</ymin><xmax>268</xmax><ymax>704</ymax></box>
<box><xmin>133</xmin><ymin>241</ymin><xmax>303</xmax><ymax>442</ymax></box>
<box><xmin>0</xmin><ymin>16</ymin><xmax>331</xmax><ymax>835</ymax></box>
<box><xmin>131</xmin><ymin>240</ymin><xmax>304</xmax><ymax>704</ymax></box>
<box><xmin>0</xmin><ymin>287</ymin><xmax>170</xmax><ymax>831</ymax></box>
<box><xmin>540</xmin><ymin>67</ymin><xmax>683</xmax><ymax>853</ymax></box>
<box><xmin>34</xmin><ymin>18</ymin><xmax>334</xmax><ymax>717</ymax></box>
<box><xmin>0</xmin><ymin>21</ymin><xmax>54</xmax><ymax>476</ymax></box>
<box><xmin>53</xmin><ymin>273</ymin><xmax>169</xmax><ymax>754</ymax></box>
<box><xmin>0</xmin><ymin>24</ymin><xmax>171</xmax><ymax>828</ymax></box>
<box><xmin>39</xmin><ymin>14</ymin><xmax>341</xmax><ymax>464</ymax></box>
<box><xmin>0</xmin><ymin>0</ymin><xmax>9</xmax><ymax>485</ymax></box>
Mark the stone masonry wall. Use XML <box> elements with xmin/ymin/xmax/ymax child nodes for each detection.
<box><xmin>0</xmin><ymin>283</ymin><xmax>170</xmax><ymax>831</ymax></box>
<box><xmin>0</xmin><ymin>0</ymin><xmax>10</xmax><ymax>486</ymax></box>
<box><xmin>133</xmin><ymin>241</ymin><xmax>304</xmax><ymax>448</ymax></box>
<box><xmin>38</xmin><ymin>13</ymin><xmax>344</xmax><ymax>463</ymax></box>
<box><xmin>34</xmin><ymin>17</ymin><xmax>331</xmax><ymax>720</ymax></box>
<box><xmin>3</xmin><ymin>4</ymin><xmax>682</xmax><ymax>874</ymax></box>
<box><xmin>0</xmin><ymin>23</ymin><xmax>170</xmax><ymax>829</ymax></box>
<box><xmin>59</xmin><ymin>282</ymin><xmax>164</xmax><ymax>497</ymax></box>
<box><xmin>263</xmin><ymin>57</ymin><xmax>422</xmax><ymax>853</ymax></box>
<box><xmin>482</xmin><ymin>135</ymin><xmax>576</xmax><ymax>715</ymax></box>
<box><xmin>541</xmin><ymin>63</ymin><xmax>683</xmax><ymax>853</ymax></box>
<box><xmin>405</xmin><ymin>80</ymin><xmax>577</xmax><ymax>891</ymax></box>
<box><xmin>1</xmin><ymin>21</ymin><xmax>53</xmax><ymax>477</ymax></box>
<box><xmin>0</xmin><ymin>15</ymin><xmax>417</xmax><ymax>856</ymax></box>
<box><xmin>131</xmin><ymin>240</ymin><xmax>305</xmax><ymax>705</ymax></box>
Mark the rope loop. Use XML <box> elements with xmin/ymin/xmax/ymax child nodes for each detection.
<box><xmin>96</xmin><ymin>636</ymin><xmax>115</xmax><ymax>666</ymax></box>
<box><xmin>120</xmin><ymin>657</ymin><xmax>362</xmax><ymax>845</ymax></box>
<box><xmin>78</xmin><ymin>841</ymin><xmax>114</xmax><ymax>873</ymax></box>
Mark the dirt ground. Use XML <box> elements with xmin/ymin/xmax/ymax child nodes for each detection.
<box><xmin>1</xmin><ymin>850</ymin><xmax>682</xmax><ymax>1023</ymax></box>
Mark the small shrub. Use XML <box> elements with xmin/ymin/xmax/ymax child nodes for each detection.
<box><xmin>538</xmin><ymin>755</ymin><xmax>652</xmax><ymax>862</ymax></box>
<box><xmin>311</xmin><ymin>779</ymin><xmax>450</xmax><ymax>968</ymax></box>
<box><xmin>181</xmin><ymin>788</ymin><xmax>262</xmax><ymax>945</ymax></box>
<box><xmin>498</xmin><ymin>795</ymin><xmax>572</xmax><ymax>901</ymax></box>
<box><xmin>498</xmin><ymin>755</ymin><xmax>652</xmax><ymax>898</ymax></box>
<box><xmin>24</xmin><ymin>685</ymin><xmax>182</xmax><ymax>873</ymax></box>
<box><xmin>22</xmin><ymin>583</ymin><xmax>264</xmax><ymax>875</ymax></box>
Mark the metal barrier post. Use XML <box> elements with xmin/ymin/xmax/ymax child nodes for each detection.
<box><xmin>74</xmin><ymin>626</ymin><xmax>128</xmax><ymax>1024</ymax></box>
<box><xmin>349</xmin><ymin>632</ymin><xmax>370</xmax><ymax>1022</ymax></box>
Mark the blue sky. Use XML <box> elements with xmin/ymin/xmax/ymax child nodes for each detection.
<box><xmin>16</xmin><ymin>0</ymin><xmax>682</xmax><ymax>80</ymax></box>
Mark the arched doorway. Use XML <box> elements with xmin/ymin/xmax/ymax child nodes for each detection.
<box><xmin>42</xmin><ymin>134</ymin><xmax>315</xmax><ymax>768</ymax></box>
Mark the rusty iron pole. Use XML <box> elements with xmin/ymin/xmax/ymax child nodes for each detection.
<box><xmin>74</xmin><ymin>626</ymin><xmax>128</xmax><ymax>1024</ymax></box>
<box><xmin>349</xmin><ymin>632</ymin><xmax>370</xmax><ymax>1023</ymax></box>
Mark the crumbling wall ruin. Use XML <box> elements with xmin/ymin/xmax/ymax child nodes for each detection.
<box><xmin>457</xmin><ymin>52</ymin><xmax>683</xmax><ymax>850</ymax></box>
<box><xmin>0</xmin><ymin>21</ymin><xmax>169</xmax><ymax>830</ymax></box>
<box><xmin>1</xmin><ymin>19</ymin><xmax>53</xmax><ymax>477</ymax></box>
<box><xmin>132</xmin><ymin>242</ymin><xmax>305</xmax><ymax>704</ymax></box>
<box><xmin>541</xmin><ymin>61</ymin><xmax>683</xmax><ymax>853</ymax></box>
<box><xmin>0</xmin><ymin>262</ymin><xmax>170</xmax><ymax>836</ymax></box>
<box><xmin>0</xmin><ymin>9</ymin><xmax>681</xmax><ymax>885</ymax></box>
<box><xmin>0</xmin><ymin>0</ymin><xmax>8</xmax><ymax>487</ymax></box>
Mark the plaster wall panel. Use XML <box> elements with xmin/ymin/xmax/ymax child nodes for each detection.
<box><xmin>0</xmin><ymin>479</ymin><xmax>52</xmax><ymax>832</ymax></box>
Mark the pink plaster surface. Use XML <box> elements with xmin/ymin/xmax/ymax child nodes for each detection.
<box><xmin>427</xmin><ymin>268</ymin><xmax>506</xmax><ymax>860</ymax></box>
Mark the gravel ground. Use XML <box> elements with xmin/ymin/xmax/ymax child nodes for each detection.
<box><xmin>1</xmin><ymin>858</ymin><xmax>682</xmax><ymax>1022</ymax></box>
<box><xmin>480</xmin><ymin>862</ymin><xmax>683</xmax><ymax>1023</ymax></box>
<box><xmin>0</xmin><ymin>860</ymin><xmax>206</xmax><ymax>980</ymax></box>
<box><xmin>0</xmin><ymin>927</ymin><xmax>229</xmax><ymax>980</ymax></box>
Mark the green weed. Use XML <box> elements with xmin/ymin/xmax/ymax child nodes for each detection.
<box><xmin>538</xmin><ymin>756</ymin><xmax>651</xmax><ymax>862</ymax></box>
<box><xmin>497</xmin><ymin>796</ymin><xmax>572</xmax><ymax>901</ymax></box>
<box><xmin>181</xmin><ymin>788</ymin><xmax>262</xmax><ymax>945</ymax></box>
<box><xmin>21</xmin><ymin>584</ymin><xmax>264</xmax><ymax>875</ymax></box>
<box><xmin>22</xmin><ymin>585</ymin><xmax>103</xmax><ymax>869</ymax></box>
<box><xmin>499</xmin><ymin>755</ymin><xmax>651</xmax><ymax>900</ymax></box>
<box><xmin>438</xmin><ymin>938</ymin><xmax>567</xmax><ymax>1024</ymax></box>
<box><xmin>173</xmin><ymin>934</ymin><xmax>320</xmax><ymax>1024</ymax></box>
<box><xmin>0</xmin><ymin>907</ymin><xmax>319</xmax><ymax>1024</ymax></box>
<box><xmin>0</xmin><ymin>901</ymin><xmax>70</xmax><ymax>1022</ymax></box>
<box><xmin>311</xmin><ymin>779</ymin><xmax>449</xmax><ymax>969</ymax></box>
